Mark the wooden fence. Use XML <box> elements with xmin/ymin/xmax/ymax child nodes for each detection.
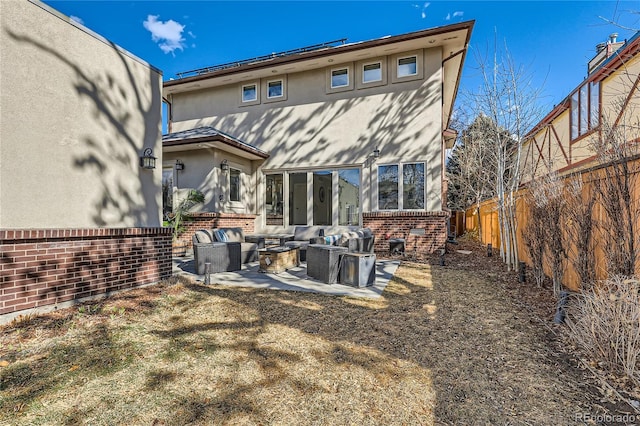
<box><xmin>464</xmin><ymin>158</ymin><xmax>640</xmax><ymax>291</ymax></box>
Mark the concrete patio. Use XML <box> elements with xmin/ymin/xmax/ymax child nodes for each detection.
<box><xmin>172</xmin><ymin>255</ymin><xmax>400</xmax><ymax>298</ymax></box>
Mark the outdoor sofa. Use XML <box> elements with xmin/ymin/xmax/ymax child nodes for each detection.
<box><xmin>209</xmin><ymin>227</ymin><xmax>265</xmax><ymax>263</ymax></box>
<box><xmin>310</xmin><ymin>227</ymin><xmax>375</xmax><ymax>253</ymax></box>
<box><xmin>283</xmin><ymin>226</ymin><xmax>325</xmax><ymax>261</ymax></box>
<box><xmin>191</xmin><ymin>230</ymin><xmax>242</xmax><ymax>274</ymax></box>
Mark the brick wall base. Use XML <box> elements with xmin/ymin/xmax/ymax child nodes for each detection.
<box><xmin>0</xmin><ymin>227</ymin><xmax>172</xmax><ymax>322</ymax></box>
<box><xmin>176</xmin><ymin>213</ymin><xmax>257</xmax><ymax>247</ymax></box>
<box><xmin>363</xmin><ymin>211</ymin><xmax>450</xmax><ymax>256</ymax></box>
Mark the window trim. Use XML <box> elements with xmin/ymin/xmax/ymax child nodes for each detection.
<box><xmin>570</xmin><ymin>80</ymin><xmax>600</xmax><ymax>143</ymax></box>
<box><xmin>376</xmin><ymin>162</ymin><xmax>426</xmax><ymax>211</ymax></box>
<box><xmin>377</xmin><ymin>164</ymin><xmax>400</xmax><ymax>211</ymax></box>
<box><xmin>391</xmin><ymin>50</ymin><xmax>423</xmax><ymax>83</ymax></box>
<box><xmin>267</xmin><ymin>79</ymin><xmax>283</xmax><ymax>99</ymax></box>
<box><xmin>326</xmin><ymin>63</ymin><xmax>354</xmax><ymax>93</ymax></box>
<box><xmin>362</xmin><ymin>61</ymin><xmax>382</xmax><ymax>83</ymax></box>
<box><xmin>397</xmin><ymin>55</ymin><xmax>418</xmax><ymax>78</ymax></box>
<box><xmin>240</xmin><ymin>82</ymin><xmax>260</xmax><ymax>106</ymax></box>
<box><xmin>330</xmin><ymin>67</ymin><xmax>349</xmax><ymax>88</ymax></box>
<box><xmin>229</xmin><ymin>167</ymin><xmax>242</xmax><ymax>203</ymax></box>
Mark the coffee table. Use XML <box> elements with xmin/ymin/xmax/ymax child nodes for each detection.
<box><xmin>259</xmin><ymin>246</ymin><xmax>299</xmax><ymax>273</ymax></box>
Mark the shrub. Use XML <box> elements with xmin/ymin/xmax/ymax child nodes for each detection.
<box><xmin>565</xmin><ymin>276</ymin><xmax>640</xmax><ymax>384</ymax></box>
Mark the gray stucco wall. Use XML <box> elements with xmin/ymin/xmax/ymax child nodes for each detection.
<box><xmin>0</xmin><ymin>0</ymin><xmax>163</xmax><ymax>228</ymax></box>
<box><xmin>169</xmin><ymin>47</ymin><xmax>444</xmax><ymax>211</ymax></box>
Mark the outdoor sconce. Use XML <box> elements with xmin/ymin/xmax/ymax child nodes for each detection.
<box><xmin>373</xmin><ymin>148</ymin><xmax>380</xmax><ymax>159</ymax></box>
<box><xmin>175</xmin><ymin>159</ymin><xmax>184</xmax><ymax>171</ymax></box>
<box><xmin>220</xmin><ymin>159</ymin><xmax>229</xmax><ymax>172</ymax></box>
<box><xmin>140</xmin><ymin>148</ymin><xmax>156</xmax><ymax>169</ymax></box>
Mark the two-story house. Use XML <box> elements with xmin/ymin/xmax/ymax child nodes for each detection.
<box><xmin>162</xmin><ymin>21</ymin><xmax>474</xmax><ymax>254</ymax></box>
<box><xmin>522</xmin><ymin>31</ymin><xmax>640</xmax><ymax>179</ymax></box>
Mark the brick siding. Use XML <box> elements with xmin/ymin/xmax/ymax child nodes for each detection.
<box><xmin>0</xmin><ymin>227</ymin><xmax>172</xmax><ymax>319</ymax></box>
<box><xmin>175</xmin><ymin>213</ymin><xmax>257</xmax><ymax>247</ymax></box>
<box><xmin>363</xmin><ymin>211</ymin><xmax>450</xmax><ymax>256</ymax></box>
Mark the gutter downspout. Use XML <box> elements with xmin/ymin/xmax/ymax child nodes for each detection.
<box><xmin>162</xmin><ymin>95</ymin><xmax>172</xmax><ymax>134</ymax></box>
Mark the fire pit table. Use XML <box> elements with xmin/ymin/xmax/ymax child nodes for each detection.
<box><xmin>259</xmin><ymin>246</ymin><xmax>299</xmax><ymax>274</ymax></box>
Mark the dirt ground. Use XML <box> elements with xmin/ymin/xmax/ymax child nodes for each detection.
<box><xmin>0</xmin><ymin>239</ymin><xmax>634</xmax><ymax>425</ymax></box>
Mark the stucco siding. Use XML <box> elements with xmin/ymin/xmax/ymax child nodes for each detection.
<box><xmin>0</xmin><ymin>0</ymin><xmax>162</xmax><ymax>228</ymax></box>
<box><xmin>169</xmin><ymin>47</ymin><xmax>443</xmax><ymax>211</ymax></box>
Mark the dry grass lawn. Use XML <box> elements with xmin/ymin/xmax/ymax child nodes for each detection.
<box><xmin>1</xmin><ymin>243</ymin><xmax>602</xmax><ymax>425</ymax></box>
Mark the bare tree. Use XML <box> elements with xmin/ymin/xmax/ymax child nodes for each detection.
<box><xmin>446</xmin><ymin>114</ymin><xmax>498</xmax><ymax>237</ymax></box>
<box><xmin>458</xmin><ymin>37</ymin><xmax>546</xmax><ymax>270</ymax></box>
<box><xmin>563</xmin><ymin>176</ymin><xmax>596</xmax><ymax>286</ymax></box>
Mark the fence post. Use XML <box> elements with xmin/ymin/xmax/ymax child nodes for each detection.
<box><xmin>518</xmin><ymin>261</ymin><xmax>526</xmax><ymax>283</ymax></box>
<box><xmin>487</xmin><ymin>243</ymin><xmax>492</xmax><ymax>257</ymax></box>
<box><xmin>204</xmin><ymin>262</ymin><xmax>211</xmax><ymax>285</ymax></box>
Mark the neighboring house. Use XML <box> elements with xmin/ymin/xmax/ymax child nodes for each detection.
<box><xmin>162</xmin><ymin>21</ymin><xmax>474</xmax><ymax>254</ymax></box>
<box><xmin>0</xmin><ymin>0</ymin><xmax>170</xmax><ymax>322</ymax></box>
<box><xmin>522</xmin><ymin>31</ymin><xmax>640</xmax><ymax>179</ymax></box>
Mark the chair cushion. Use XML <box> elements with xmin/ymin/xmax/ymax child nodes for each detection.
<box><xmin>338</xmin><ymin>232</ymin><xmax>351</xmax><ymax>246</ymax></box>
<box><xmin>194</xmin><ymin>230</ymin><xmax>213</xmax><ymax>243</ymax></box>
<box><xmin>361</xmin><ymin>228</ymin><xmax>373</xmax><ymax>238</ymax></box>
<box><xmin>293</xmin><ymin>226</ymin><xmax>322</xmax><ymax>241</ymax></box>
<box><xmin>213</xmin><ymin>229</ymin><xmax>229</xmax><ymax>242</ymax></box>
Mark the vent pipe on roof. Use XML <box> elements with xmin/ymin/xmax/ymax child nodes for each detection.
<box><xmin>609</xmin><ymin>33</ymin><xmax>618</xmax><ymax>44</ymax></box>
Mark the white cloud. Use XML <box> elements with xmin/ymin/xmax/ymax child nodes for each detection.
<box><xmin>447</xmin><ymin>11</ymin><xmax>464</xmax><ymax>20</ymax></box>
<box><xmin>416</xmin><ymin>2</ymin><xmax>430</xmax><ymax>19</ymax></box>
<box><xmin>143</xmin><ymin>15</ymin><xmax>186</xmax><ymax>55</ymax></box>
<box><xmin>188</xmin><ymin>31</ymin><xmax>196</xmax><ymax>39</ymax></box>
<box><xmin>70</xmin><ymin>15</ymin><xmax>84</xmax><ymax>25</ymax></box>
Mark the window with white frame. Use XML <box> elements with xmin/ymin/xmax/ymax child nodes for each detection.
<box><xmin>397</xmin><ymin>56</ymin><xmax>417</xmax><ymax>78</ymax></box>
<box><xmin>363</xmin><ymin>62</ymin><xmax>382</xmax><ymax>83</ymax></box>
<box><xmin>267</xmin><ymin>80</ymin><xmax>283</xmax><ymax>99</ymax></box>
<box><xmin>403</xmin><ymin>163</ymin><xmax>425</xmax><ymax>209</ymax></box>
<box><xmin>241</xmin><ymin>84</ymin><xmax>257</xmax><ymax>103</ymax></box>
<box><xmin>229</xmin><ymin>168</ymin><xmax>241</xmax><ymax>202</ymax></box>
<box><xmin>331</xmin><ymin>68</ymin><xmax>349</xmax><ymax>88</ymax></box>
<box><xmin>378</xmin><ymin>165</ymin><xmax>399</xmax><ymax>210</ymax></box>
<box><xmin>378</xmin><ymin>163</ymin><xmax>425</xmax><ymax>210</ymax></box>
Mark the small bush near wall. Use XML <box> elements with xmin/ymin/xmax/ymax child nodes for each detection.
<box><xmin>566</xmin><ymin>276</ymin><xmax>640</xmax><ymax>384</ymax></box>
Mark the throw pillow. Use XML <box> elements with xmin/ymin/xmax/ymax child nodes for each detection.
<box><xmin>194</xmin><ymin>230</ymin><xmax>213</xmax><ymax>244</ymax></box>
<box><xmin>214</xmin><ymin>229</ymin><xmax>229</xmax><ymax>242</ymax></box>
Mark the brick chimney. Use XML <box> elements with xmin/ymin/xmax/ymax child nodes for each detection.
<box><xmin>588</xmin><ymin>33</ymin><xmax>625</xmax><ymax>74</ymax></box>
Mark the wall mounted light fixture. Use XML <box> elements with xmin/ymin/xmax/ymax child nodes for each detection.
<box><xmin>175</xmin><ymin>159</ymin><xmax>184</xmax><ymax>171</ymax></box>
<box><xmin>220</xmin><ymin>159</ymin><xmax>229</xmax><ymax>172</ymax></box>
<box><xmin>373</xmin><ymin>148</ymin><xmax>380</xmax><ymax>159</ymax></box>
<box><xmin>140</xmin><ymin>148</ymin><xmax>156</xmax><ymax>169</ymax></box>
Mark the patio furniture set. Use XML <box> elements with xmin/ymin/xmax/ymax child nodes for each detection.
<box><xmin>191</xmin><ymin>226</ymin><xmax>377</xmax><ymax>287</ymax></box>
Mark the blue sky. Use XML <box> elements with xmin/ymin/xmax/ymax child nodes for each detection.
<box><xmin>44</xmin><ymin>0</ymin><xmax>640</xmax><ymax>132</ymax></box>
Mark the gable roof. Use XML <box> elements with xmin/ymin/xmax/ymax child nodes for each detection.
<box><xmin>163</xmin><ymin>126</ymin><xmax>269</xmax><ymax>160</ymax></box>
<box><xmin>525</xmin><ymin>30</ymin><xmax>640</xmax><ymax>140</ymax></box>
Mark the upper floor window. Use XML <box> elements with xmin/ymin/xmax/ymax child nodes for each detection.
<box><xmin>267</xmin><ymin>80</ymin><xmax>283</xmax><ymax>99</ymax></box>
<box><xmin>331</xmin><ymin>68</ymin><xmax>349</xmax><ymax>88</ymax></box>
<box><xmin>230</xmin><ymin>168</ymin><xmax>241</xmax><ymax>202</ymax></box>
<box><xmin>397</xmin><ymin>56</ymin><xmax>417</xmax><ymax>78</ymax></box>
<box><xmin>242</xmin><ymin>84</ymin><xmax>257</xmax><ymax>103</ymax></box>
<box><xmin>570</xmin><ymin>81</ymin><xmax>599</xmax><ymax>141</ymax></box>
<box><xmin>363</xmin><ymin>62</ymin><xmax>382</xmax><ymax>83</ymax></box>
